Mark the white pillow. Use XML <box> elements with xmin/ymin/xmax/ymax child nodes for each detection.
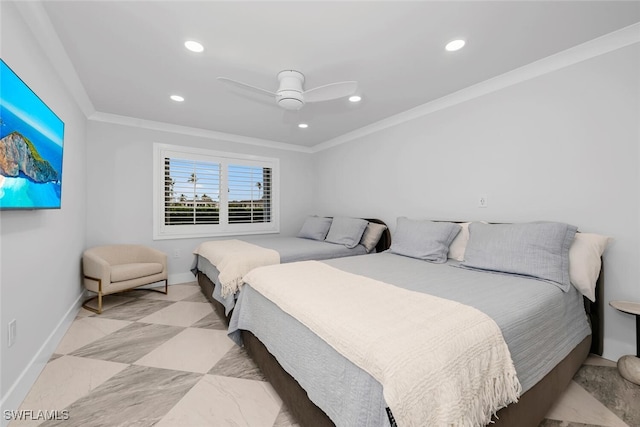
<box><xmin>360</xmin><ymin>222</ymin><xmax>387</xmax><ymax>253</ymax></box>
<box><xmin>569</xmin><ymin>233</ymin><xmax>611</xmax><ymax>302</ymax></box>
<box><xmin>448</xmin><ymin>222</ymin><xmax>471</xmax><ymax>261</ymax></box>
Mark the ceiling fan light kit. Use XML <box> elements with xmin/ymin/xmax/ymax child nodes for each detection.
<box><xmin>276</xmin><ymin>70</ymin><xmax>305</xmax><ymax>110</ymax></box>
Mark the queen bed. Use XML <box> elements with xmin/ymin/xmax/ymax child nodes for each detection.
<box><xmin>192</xmin><ymin>216</ymin><xmax>391</xmax><ymax>320</ymax></box>
<box><xmin>227</xmin><ymin>219</ymin><xmax>609</xmax><ymax>426</ymax></box>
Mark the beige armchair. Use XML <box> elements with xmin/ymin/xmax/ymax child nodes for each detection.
<box><xmin>82</xmin><ymin>244</ymin><xmax>168</xmax><ymax>314</ymax></box>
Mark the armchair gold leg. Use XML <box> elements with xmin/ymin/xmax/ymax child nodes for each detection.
<box><xmin>82</xmin><ymin>275</ymin><xmax>103</xmax><ymax>314</ymax></box>
<box><xmin>82</xmin><ymin>295</ymin><xmax>103</xmax><ymax>314</ymax></box>
<box><xmin>82</xmin><ymin>277</ymin><xmax>168</xmax><ymax>315</ymax></box>
<box><xmin>146</xmin><ymin>279</ymin><xmax>169</xmax><ymax>295</ymax></box>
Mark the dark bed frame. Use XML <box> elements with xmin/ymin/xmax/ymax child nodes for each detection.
<box><xmin>197</xmin><ymin>222</ymin><xmax>603</xmax><ymax>427</ymax></box>
<box><xmin>196</xmin><ymin>218</ymin><xmax>392</xmax><ymax>322</ymax></box>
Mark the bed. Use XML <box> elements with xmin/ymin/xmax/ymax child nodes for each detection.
<box><xmin>227</xmin><ymin>219</ymin><xmax>609</xmax><ymax>427</ymax></box>
<box><xmin>192</xmin><ymin>217</ymin><xmax>391</xmax><ymax>320</ymax></box>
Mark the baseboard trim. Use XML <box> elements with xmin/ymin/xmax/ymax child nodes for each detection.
<box><xmin>169</xmin><ymin>272</ymin><xmax>197</xmax><ymax>285</ymax></box>
<box><xmin>602</xmin><ymin>337</ymin><xmax>634</xmax><ymax>363</ymax></box>
<box><xmin>0</xmin><ymin>291</ymin><xmax>85</xmax><ymax>427</ymax></box>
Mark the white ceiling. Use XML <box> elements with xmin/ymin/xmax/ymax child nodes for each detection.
<box><xmin>38</xmin><ymin>1</ymin><xmax>640</xmax><ymax>147</ymax></box>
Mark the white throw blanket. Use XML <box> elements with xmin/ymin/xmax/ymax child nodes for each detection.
<box><xmin>193</xmin><ymin>240</ymin><xmax>280</xmax><ymax>297</ymax></box>
<box><xmin>243</xmin><ymin>261</ymin><xmax>521</xmax><ymax>427</ymax></box>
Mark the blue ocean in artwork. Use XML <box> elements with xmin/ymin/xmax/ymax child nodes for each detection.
<box><xmin>0</xmin><ymin>59</ymin><xmax>64</xmax><ymax>209</ymax></box>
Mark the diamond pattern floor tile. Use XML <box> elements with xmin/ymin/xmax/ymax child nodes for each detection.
<box><xmin>11</xmin><ymin>284</ymin><xmax>640</xmax><ymax>427</ymax></box>
<box><xmin>70</xmin><ymin>322</ymin><xmax>184</xmax><ymax>364</ymax></box>
<box><xmin>137</xmin><ymin>301</ymin><xmax>213</xmax><ymax>327</ymax></box>
<box><xmin>134</xmin><ymin>328</ymin><xmax>234</xmax><ymax>373</ymax></box>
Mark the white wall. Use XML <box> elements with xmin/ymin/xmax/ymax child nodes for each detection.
<box><xmin>85</xmin><ymin>121</ymin><xmax>315</xmax><ymax>284</ymax></box>
<box><xmin>313</xmin><ymin>44</ymin><xmax>640</xmax><ymax>361</ymax></box>
<box><xmin>0</xmin><ymin>1</ymin><xmax>87</xmax><ymax>415</ymax></box>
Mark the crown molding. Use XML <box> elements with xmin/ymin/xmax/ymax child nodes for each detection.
<box><xmin>89</xmin><ymin>112</ymin><xmax>313</xmax><ymax>153</ymax></box>
<box><xmin>14</xmin><ymin>1</ymin><xmax>96</xmax><ymax>118</ymax></box>
<box><xmin>311</xmin><ymin>22</ymin><xmax>640</xmax><ymax>153</ymax></box>
<box><xmin>16</xmin><ymin>0</ymin><xmax>309</xmax><ymax>154</ymax></box>
<box><xmin>14</xmin><ymin>1</ymin><xmax>309</xmax><ymax>153</ymax></box>
<box><xmin>15</xmin><ymin>0</ymin><xmax>639</xmax><ymax>155</ymax></box>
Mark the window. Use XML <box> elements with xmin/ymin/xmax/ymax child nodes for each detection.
<box><xmin>153</xmin><ymin>144</ymin><xmax>279</xmax><ymax>239</ymax></box>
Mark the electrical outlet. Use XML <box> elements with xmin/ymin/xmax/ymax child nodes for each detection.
<box><xmin>172</xmin><ymin>248</ymin><xmax>181</xmax><ymax>258</ymax></box>
<box><xmin>8</xmin><ymin>319</ymin><xmax>16</xmax><ymax>347</ymax></box>
<box><xmin>478</xmin><ymin>195</ymin><xmax>488</xmax><ymax>208</ymax></box>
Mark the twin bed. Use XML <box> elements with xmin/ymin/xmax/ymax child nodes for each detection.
<box><xmin>194</xmin><ymin>218</ymin><xmax>609</xmax><ymax>426</ymax></box>
<box><xmin>192</xmin><ymin>217</ymin><xmax>391</xmax><ymax>319</ymax></box>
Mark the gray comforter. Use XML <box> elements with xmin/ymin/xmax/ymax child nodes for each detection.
<box><xmin>240</xmin><ymin>236</ymin><xmax>368</xmax><ymax>263</ymax></box>
<box><xmin>228</xmin><ymin>252</ymin><xmax>591</xmax><ymax>427</ymax></box>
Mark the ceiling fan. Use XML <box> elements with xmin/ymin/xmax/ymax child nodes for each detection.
<box><xmin>217</xmin><ymin>70</ymin><xmax>358</xmax><ymax>111</ymax></box>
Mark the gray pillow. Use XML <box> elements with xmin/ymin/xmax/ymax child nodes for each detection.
<box><xmin>360</xmin><ymin>222</ymin><xmax>387</xmax><ymax>253</ymax></box>
<box><xmin>389</xmin><ymin>218</ymin><xmax>461</xmax><ymax>263</ymax></box>
<box><xmin>460</xmin><ymin>222</ymin><xmax>577</xmax><ymax>291</ymax></box>
<box><xmin>325</xmin><ymin>217</ymin><xmax>369</xmax><ymax>249</ymax></box>
<box><xmin>297</xmin><ymin>216</ymin><xmax>332</xmax><ymax>241</ymax></box>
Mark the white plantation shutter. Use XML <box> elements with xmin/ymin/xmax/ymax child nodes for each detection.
<box><xmin>164</xmin><ymin>157</ymin><xmax>221</xmax><ymax>225</ymax></box>
<box><xmin>154</xmin><ymin>144</ymin><xmax>279</xmax><ymax>239</ymax></box>
<box><xmin>228</xmin><ymin>164</ymin><xmax>272</xmax><ymax>224</ymax></box>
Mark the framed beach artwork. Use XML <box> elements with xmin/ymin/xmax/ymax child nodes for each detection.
<box><xmin>0</xmin><ymin>59</ymin><xmax>65</xmax><ymax>210</ymax></box>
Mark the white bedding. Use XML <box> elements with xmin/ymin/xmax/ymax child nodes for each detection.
<box><xmin>243</xmin><ymin>260</ymin><xmax>522</xmax><ymax>426</ymax></box>
<box><xmin>193</xmin><ymin>239</ymin><xmax>279</xmax><ymax>297</ymax></box>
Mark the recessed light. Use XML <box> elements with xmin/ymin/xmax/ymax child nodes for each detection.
<box><xmin>170</xmin><ymin>95</ymin><xmax>184</xmax><ymax>102</ymax></box>
<box><xmin>348</xmin><ymin>95</ymin><xmax>362</xmax><ymax>103</ymax></box>
<box><xmin>298</xmin><ymin>123</ymin><xmax>309</xmax><ymax>129</ymax></box>
<box><xmin>184</xmin><ymin>40</ymin><xmax>204</xmax><ymax>53</ymax></box>
<box><xmin>445</xmin><ymin>39</ymin><xmax>465</xmax><ymax>52</ymax></box>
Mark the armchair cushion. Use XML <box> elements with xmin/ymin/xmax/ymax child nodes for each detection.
<box><xmin>111</xmin><ymin>262</ymin><xmax>164</xmax><ymax>283</ymax></box>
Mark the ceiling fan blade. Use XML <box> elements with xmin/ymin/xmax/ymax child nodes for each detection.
<box><xmin>217</xmin><ymin>77</ymin><xmax>276</xmax><ymax>98</ymax></box>
<box><xmin>303</xmin><ymin>81</ymin><xmax>357</xmax><ymax>103</ymax></box>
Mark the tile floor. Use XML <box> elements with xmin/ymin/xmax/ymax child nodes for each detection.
<box><xmin>8</xmin><ymin>282</ymin><xmax>640</xmax><ymax>427</ymax></box>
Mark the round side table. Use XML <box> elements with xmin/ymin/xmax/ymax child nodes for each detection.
<box><xmin>609</xmin><ymin>300</ymin><xmax>640</xmax><ymax>385</ymax></box>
